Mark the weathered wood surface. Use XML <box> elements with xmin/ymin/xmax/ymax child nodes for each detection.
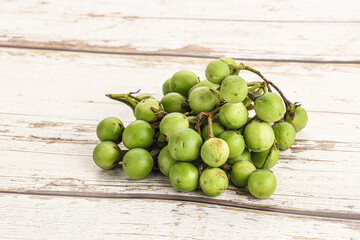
<box><xmin>1</xmin><ymin>0</ymin><xmax>360</xmax><ymax>239</ymax></box>
<box><xmin>1</xmin><ymin>1</ymin><xmax>360</xmax><ymax>62</ymax></box>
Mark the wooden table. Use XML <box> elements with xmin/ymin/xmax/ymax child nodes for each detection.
<box><xmin>1</xmin><ymin>1</ymin><xmax>360</xmax><ymax>239</ymax></box>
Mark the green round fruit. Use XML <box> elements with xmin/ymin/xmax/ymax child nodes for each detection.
<box><xmin>200</xmin><ymin>168</ymin><xmax>229</xmax><ymax>197</ymax></box>
<box><xmin>248</xmin><ymin>170</ymin><xmax>277</xmax><ymax>199</ymax></box>
<box><xmin>220</xmin><ymin>75</ymin><xmax>248</xmax><ymax>103</ymax></box>
<box><xmin>205</xmin><ymin>59</ymin><xmax>230</xmax><ymax>84</ymax></box>
<box><xmin>134</xmin><ymin>98</ymin><xmax>162</xmax><ymax>122</ymax></box>
<box><xmin>162</xmin><ymin>78</ymin><xmax>172</xmax><ymax>95</ymax></box>
<box><xmin>227</xmin><ymin>148</ymin><xmax>251</xmax><ymax>165</ymax></box>
<box><xmin>272</xmin><ymin>121</ymin><xmax>296</xmax><ymax>150</ymax></box>
<box><xmin>244</xmin><ymin>120</ymin><xmax>274</xmax><ymax>152</ymax></box>
<box><xmin>96</xmin><ymin>117</ymin><xmax>124</xmax><ymax>143</ymax></box>
<box><xmin>285</xmin><ymin>106</ymin><xmax>308</xmax><ymax>132</ymax></box>
<box><xmin>219</xmin><ymin>102</ymin><xmax>248</xmax><ymax>129</ymax></box>
<box><xmin>122</xmin><ymin>120</ymin><xmax>154</xmax><ymax>149</ymax></box>
<box><xmin>122</xmin><ymin>148</ymin><xmax>154</xmax><ymax>180</ymax></box>
<box><xmin>169</xmin><ymin>162</ymin><xmax>199</xmax><ymax>192</ymax></box>
<box><xmin>189</xmin><ymin>86</ymin><xmax>220</xmax><ymax>113</ymax></box>
<box><xmin>168</xmin><ymin>128</ymin><xmax>203</xmax><ymax>161</ymax></box>
<box><xmin>219</xmin><ymin>57</ymin><xmax>237</xmax><ymax>75</ymax></box>
<box><xmin>254</xmin><ymin>93</ymin><xmax>285</xmax><ymax>123</ymax></box>
<box><xmin>93</xmin><ymin>141</ymin><xmax>121</xmax><ymax>170</ymax></box>
<box><xmin>161</xmin><ymin>93</ymin><xmax>188</xmax><ymax>113</ymax></box>
<box><xmin>202</xmin><ymin>122</ymin><xmax>225</xmax><ymax>140</ymax></box>
<box><xmin>219</xmin><ymin>131</ymin><xmax>245</xmax><ymax>158</ymax></box>
<box><xmin>251</xmin><ymin>145</ymin><xmax>279</xmax><ymax>169</ymax></box>
<box><xmin>170</xmin><ymin>70</ymin><xmax>200</xmax><ymax>96</ymax></box>
<box><xmin>201</xmin><ymin>138</ymin><xmax>229</xmax><ymax>167</ymax></box>
<box><xmin>188</xmin><ymin>79</ymin><xmax>220</xmax><ymax>97</ymax></box>
<box><xmin>159</xmin><ymin>113</ymin><xmax>189</xmax><ymax>141</ymax></box>
<box><xmin>136</xmin><ymin>94</ymin><xmax>155</xmax><ymax>101</ymax></box>
<box><xmin>231</xmin><ymin>160</ymin><xmax>256</xmax><ymax>187</ymax></box>
<box><xmin>158</xmin><ymin>146</ymin><xmax>178</xmax><ymax>176</ymax></box>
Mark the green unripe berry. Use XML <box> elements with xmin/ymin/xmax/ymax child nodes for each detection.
<box><xmin>122</xmin><ymin>148</ymin><xmax>153</xmax><ymax>180</ymax></box>
<box><xmin>96</xmin><ymin>117</ymin><xmax>124</xmax><ymax>143</ymax></box>
<box><xmin>248</xmin><ymin>170</ymin><xmax>277</xmax><ymax>199</ymax></box>
<box><xmin>244</xmin><ymin>120</ymin><xmax>274</xmax><ymax>152</ymax></box>
<box><xmin>93</xmin><ymin>141</ymin><xmax>121</xmax><ymax>170</ymax></box>
<box><xmin>227</xmin><ymin>148</ymin><xmax>251</xmax><ymax>165</ymax></box>
<box><xmin>188</xmin><ymin>79</ymin><xmax>220</xmax><ymax>97</ymax></box>
<box><xmin>219</xmin><ymin>131</ymin><xmax>245</xmax><ymax>158</ymax></box>
<box><xmin>200</xmin><ymin>168</ymin><xmax>229</xmax><ymax>197</ymax></box>
<box><xmin>169</xmin><ymin>162</ymin><xmax>199</xmax><ymax>192</ymax></box>
<box><xmin>161</xmin><ymin>93</ymin><xmax>188</xmax><ymax>113</ymax></box>
<box><xmin>158</xmin><ymin>146</ymin><xmax>178</xmax><ymax>176</ymax></box>
<box><xmin>168</xmin><ymin>128</ymin><xmax>203</xmax><ymax>161</ymax></box>
<box><xmin>219</xmin><ymin>102</ymin><xmax>248</xmax><ymax>129</ymax></box>
<box><xmin>205</xmin><ymin>59</ymin><xmax>230</xmax><ymax>84</ymax></box>
<box><xmin>251</xmin><ymin>144</ymin><xmax>279</xmax><ymax>169</ymax></box>
<box><xmin>159</xmin><ymin>113</ymin><xmax>189</xmax><ymax>141</ymax></box>
<box><xmin>254</xmin><ymin>93</ymin><xmax>285</xmax><ymax>123</ymax></box>
<box><xmin>285</xmin><ymin>106</ymin><xmax>308</xmax><ymax>132</ymax></box>
<box><xmin>134</xmin><ymin>98</ymin><xmax>162</xmax><ymax>122</ymax></box>
<box><xmin>220</xmin><ymin>75</ymin><xmax>248</xmax><ymax>103</ymax></box>
<box><xmin>231</xmin><ymin>161</ymin><xmax>256</xmax><ymax>187</ymax></box>
<box><xmin>189</xmin><ymin>86</ymin><xmax>220</xmax><ymax>113</ymax></box>
<box><xmin>170</xmin><ymin>70</ymin><xmax>200</xmax><ymax>96</ymax></box>
<box><xmin>162</xmin><ymin>78</ymin><xmax>172</xmax><ymax>95</ymax></box>
<box><xmin>201</xmin><ymin>138</ymin><xmax>229</xmax><ymax>168</ymax></box>
<box><xmin>219</xmin><ymin>57</ymin><xmax>237</xmax><ymax>75</ymax></box>
<box><xmin>272</xmin><ymin>121</ymin><xmax>296</xmax><ymax>150</ymax></box>
<box><xmin>122</xmin><ymin>120</ymin><xmax>154</xmax><ymax>149</ymax></box>
<box><xmin>202</xmin><ymin>122</ymin><xmax>225</xmax><ymax>140</ymax></box>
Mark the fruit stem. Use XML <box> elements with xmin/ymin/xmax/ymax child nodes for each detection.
<box><xmin>207</xmin><ymin>113</ymin><xmax>214</xmax><ymax>138</ymax></box>
<box><xmin>241</xmin><ymin>65</ymin><xmax>294</xmax><ymax>107</ymax></box>
<box><xmin>105</xmin><ymin>94</ymin><xmax>137</xmax><ymax>110</ymax></box>
<box><xmin>220</xmin><ymin>163</ymin><xmax>232</xmax><ymax>172</ymax></box>
<box><xmin>246</xmin><ymin>81</ymin><xmax>263</xmax><ymax>86</ymax></box>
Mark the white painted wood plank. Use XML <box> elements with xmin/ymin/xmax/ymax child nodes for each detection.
<box><xmin>0</xmin><ymin>1</ymin><xmax>360</xmax><ymax>61</ymax></box>
<box><xmin>1</xmin><ymin>193</ymin><xmax>359</xmax><ymax>240</ymax></box>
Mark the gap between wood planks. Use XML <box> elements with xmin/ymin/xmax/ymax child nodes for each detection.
<box><xmin>1</xmin><ymin>43</ymin><xmax>360</xmax><ymax>65</ymax></box>
<box><xmin>1</xmin><ymin>190</ymin><xmax>360</xmax><ymax>222</ymax></box>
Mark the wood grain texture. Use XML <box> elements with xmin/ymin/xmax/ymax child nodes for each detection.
<box><xmin>0</xmin><ymin>48</ymin><xmax>359</xmax><ymax>221</ymax></box>
<box><xmin>1</xmin><ymin>0</ymin><xmax>360</xmax><ymax>62</ymax></box>
<box><xmin>1</xmin><ymin>193</ymin><xmax>359</xmax><ymax>240</ymax></box>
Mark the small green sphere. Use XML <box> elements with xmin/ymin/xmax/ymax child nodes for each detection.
<box><xmin>219</xmin><ymin>102</ymin><xmax>248</xmax><ymax>129</ymax></box>
<box><xmin>189</xmin><ymin>86</ymin><xmax>220</xmax><ymax>113</ymax></box>
<box><xmin>159</xmin><ymin>113</ymin><xmax>189</xmax><ymax>141</ymax></box>
<box><xmin>231</xmin><ymin>161</ymin><xmax>256</xmax><ymax>187</ymax></box>
<box><xmin>93</xmin><ymin>141</ymin><xmax>120</xmax><ymax>170</ymax></box>
<box><xmin>254</xmin><ymin>93</ymin><xmax>285</xmax><ymax>123</ymax></box>
<box><xmin>162</xmin><ymin>78</ymin><xmax>172</xmax><ymax>95</ymax></box>
<box><xmin>251</xmin><ymin>146</ymin><xmax>279</xmax><ymax>169</ymax></box>
<box><xmin>248</xmin><ymin>170</ymin><xmax>277</xmax><ymax>199</ymax></box>
<box><xmin>96</xmin><ymin>117</ymin><xmax>124</xmax><ymax>143</ymax></box>
<box><xmin>168</xmin><ymin>128</ymin><xmax>203</xmax><ymax>161</ymax></box>
<box><xmin>202</xmin><ymin>122</ymin><xmax>225</xmax><ymax>140</ymax></box>
<box><xmin>227</xmin><ymin>148</ymin><xmax>251</xmax><ymax>165</ymax></box>
<box><xmin>201</xmin><ymin>138</ymin><xmax>229</xmax><ymax>167</ymax></box>
<box><xmin>122</xmin><ymin>148</ymin><xmax>154</xmax><ymax>180</ymax></box>
<box><xmin>158</xmin><ymin>146</ymin><xmax>178</xmax><ymax>176</ymax></box>
<box><xmin>188</xmin><ymin>79</ymin><xmax>220</xmax><ymax>97</ymax></box>
<box><xmin>205</xmin><ymin>59</ymin><xmax>230</xmax><ymax>84</ymax></box>
<box><xmin>219</xmin><ymin>131</ymin><xmax>245</xmax><ymax>158</ymax></box>
<box><xmin>170</xmin><ymin>70</ymin><xmax>200</xmax><ymax>96</ymax></box>
<box><xmin>219</xmin><ymin>57</ymin><xmax>237</xmax><ymax>75</ymax></box>
<box><xmin>285</xmin><ymin>106</ymin><xmax>308</xmax><ymax>132</ymax></box>
<box><xmin>272</xmin><ymin>121</ymin><xmax>296</xmax><ymax>150</ymax></box>
<box><xmin>169</xmin><ymin>162</ymin><xmax>199</xmax><ymax>192</ymax></box>
<box><xmin>122</xmin><ymin>120</ymin><xmax>154</xmax><ymax>149</ymax></box>
<box><xmin>244</xmin><ymin>120</ymin><xmax>274</xmax><ymax>152</ymax></box>
<box><xmin>200</xmin><ymin>168</ymin><xmax>229</xmax><ymax>197</ymax></box>
<box><xmin>134</xmin><ymin>98</ymin><xmax>162</xmax><ymax>123</ymax></box>
<box><xmin>161</xmin><ymin>93</ymin><xmax>187</xmax><ymax>113</ymax></box>
<box><xmin>220</xmin><ymin>75</ymin><xmax>248</xmax><ymax>103</ymax></box>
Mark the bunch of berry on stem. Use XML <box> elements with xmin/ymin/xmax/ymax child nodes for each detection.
<box><xmin>93</xmin><ymin>57</ymin><xmax>308</xmax><ymax>199</ymax></box>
